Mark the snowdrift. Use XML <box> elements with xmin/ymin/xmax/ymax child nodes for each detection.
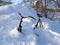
<box><xmin>0</xmin><ymin>0</ymin><xmax>60</xmax><ymax>45</ymax></box>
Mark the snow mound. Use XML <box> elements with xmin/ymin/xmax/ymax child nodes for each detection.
<box><xmin>0</xmin><ymin>0</ymin><xmax>60</xmax><ymax>45</ymax></box>
<box><xmin>9</xmin><ymin>28</ymin><xmax>20</xmax><ymax>38</ymax></box>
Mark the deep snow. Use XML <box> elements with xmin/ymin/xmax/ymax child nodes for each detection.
<box><xmin>0</xmin><ymin>0</ymin><xmax>60</xmax><ymax>45</ymax></box>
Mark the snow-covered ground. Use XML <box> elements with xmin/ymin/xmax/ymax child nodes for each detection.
<box><xmin>0</xmin><ymin>0</ymin><xmax>60</xmax><ymax>45</ymax></box>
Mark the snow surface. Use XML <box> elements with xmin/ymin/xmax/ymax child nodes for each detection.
<box><xmin>0</xmin><ymin>0</ymin><xmax>60</xmax><ymax>45</ymax></box>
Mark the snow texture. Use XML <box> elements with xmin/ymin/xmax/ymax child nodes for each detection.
<box><xmin>0</xmin><ymin>0</ymin><xmax>60</xmax><ymax>45</ymax></box>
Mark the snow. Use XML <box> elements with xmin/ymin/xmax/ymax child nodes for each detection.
<box><xmin>0</xmin><ymin>0</ymin><xmax>60</xmax><ymax>45</ymax></box>
<box><xmin>22</xmin><ymin>18</ymin><xmax>32</xmax><ymax>23</ymax></box>
<box><xmin>9</xmin><ymin>28</ymin><xmax>20</xmax><ymax>38</ymax></box>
